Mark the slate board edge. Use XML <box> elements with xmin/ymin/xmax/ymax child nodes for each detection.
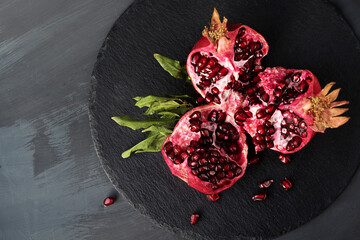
<box><xmin>88</xmin><ymin>0</ymin><xmax>360</xmax><ymax>239</ymax></box>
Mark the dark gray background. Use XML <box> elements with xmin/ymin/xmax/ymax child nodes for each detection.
<box><xmin>0</xmin><ymin>0</ymin><xmax>359</xmax><ymax>239</ymax></box>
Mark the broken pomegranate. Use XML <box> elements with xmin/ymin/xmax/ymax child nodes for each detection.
<box><xmin>160</xmin><ymin>8</ymin><xmax>350</xmax><ymax>195</ymax></box>
<box><xmin>186</xmin><ymin>8</ymin><xmax>269</xmax><ymax>105</ymax></box>
<box><xmin>233</xmin><ymin>67</ymin><xmax>350</xmax><ymax>153</ymax></box>
<box><xmin>162</xmin><ymin>104</ymin><xmax>248</xmax><ymax>194</ymax></box>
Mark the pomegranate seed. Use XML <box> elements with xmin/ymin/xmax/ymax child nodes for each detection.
<box><xmin>228</xmin><ymin>143</ymin><xmax>239</xmax><ymax>153</ymax></box>
<box><xmin>292</xmin><ymin>136</ymin><xmax>302</xmax><ymax>148</ymax></box>
<box><xmin>238</xmin><ymin>27</ymin><xmax>246</xmax><ymax>37</ymax></box>
<box><xmin>190</xmin><ymin>124</ymin><xmax>200</xmax><ymax>132</ymax></box>
<box><xmin>190</xmin><ymin>111</ymin><xmax>201</xmax><ymax>119</ymax></box>
<box><xmin>208</xmin><ymin>193</ymin><xmax>220</xmax><ymax>202</ymax></box>
<box><xmin>191</xmin><ymin>52</ymin><xmax>201</xmax><ymax>65</ymax></box>
<box><xmin>103</xmin><ymin>197</ymin><xmax>115</xmax><ymax>207</ymax></box>
<box><xmin>248</xmin><ymin>155</ymin><xmax>260</xmax><ymax>165</ymax></box>
<box><xmin>191</xmin><ymin>169</ymin><xmax>199</xmax><ymax>175</ymax></box>
<box><xmin>259</xmin><ymin>179</ymin><xmax>274</xmax><ymax>189</ymax></box>
<box><xmin>213</xmin><ymin>95</ymin><xmax>221</xmax><ymax>104</ymax></box>
<box><xmin>266</xmin><ymin>126</ymin><xmax>275</xmax><ymax>134</ymax></box>
<box><xmin>205</xmin><ymin>93</ymin><xmax>213</xmax><ymax>103</ymax></box>
<box><xmin>174</xmin><ymin>156</ymin><xmax>183</xmax><ymax>164</ymax></box>
<box><xmin>252</xmin><ymin>192</ymin><xmax>267</xmax><ymax>201</ymax></box>
<box><xmin>274</xmin><ymin>87</ymin><xmax>282</xmax><ymax>97</ymax></box>
<box><xmin>196</xmin><ymin>97</ymin><xmax>205</xmax><ymax>105</ymax></box>
<box><xmin>190</xmin><ymin>213</ymin><xmax>200</xmax><ymax>225</ymax></box>
<box><xmin>254</xmin><ymin>50</ymin><xmax>263</xmax><ymax>58</ymax></box>
<box><xmin>280</xmin><ymin>178</ymin><xmax>293</xmax><ymax>191</ymax></box>
<box><xmin>217</xmin><ymin>111</ymin><xmax>226</xmax><ymax>122</ymax></box>
<box><xmin>211</xmin><ymin>87</ymin><xmax>219</xmax><ymax>94</ymax></box>
<box><xmin>226</xmin><ymin>170</ymin><xmax>235</xmax><ymax>178</ymax></box>
<box><xmin>292</xmin><ymin>72</ymin><xmax>301</xmax><ymax>82</ymax></box>
<box><xmin>198</xmin><ymin>57</ymin><xmax>208</xmax><ymax>68</ymax></box>
<box><xmin>256</xmin><ymin>109</ymin><xmax>265</xmax><ymax>119</ymax></box>
<box><xmin>298</xmin><ymin>80</ymin><xmax>309</xmax><ymax>93</ymax></box>
<box><xmin>218</xmin><ymin>67</ymin><xmax>228</xmax><ymax>77</ymax></box>
<box><xmin>266</xmin><ymin>141</ymin><xmax>274</xmax><ymax>148</ymax></box>
<box><xmin>167</xmin><ymin>151</ymin><xmax>175</xmax><ymax>160</ymax></box>
<box><xmin>279</xmin><ymin>154</ymin><xmax>291</xmax><ymax>163</ymax></box>
<box><xmin>164</xmin><ymin>142</ymin><xmax>173</xmax><ymax>153</ymax></box>
<box><xmin>264</xmin><ymin>135</ymin><xmax>272</xmax><ymax>141</ymax></box>
<box><xmin>260</xmin><ymin>92</ymin><xmax>269</xmax><ymax>102</ymax></box>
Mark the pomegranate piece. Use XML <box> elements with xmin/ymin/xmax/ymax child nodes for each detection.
<box><xmin>232</xmin><ymin>67</ymin><xmax>349</xmax><ymax>154</ymax></box>
<box><xmin>259</xmin><ymin>179</ymin><xmax>274</xmax><ymax>189</ymax></box>
<box><xmin>190</xmin><ymin>213</ymin><xmax>200</xmax><ymax>225</ymax></box>
<box><xmin>252</xmin><ymin>192</ymin><xmax>267</xmax><ymax>201</ymax></box>
<box><xmin>103</xmin><ymin>197</ymin><xmax>115</xmax><ymax>207</ymax></box>
<box><xmin>255</xmin><ymin>67</ymin><xmax>350</xmax><ymax>154</ymax></box>
<box><xmin>207</xmin><ymin>193</ymin><xmax>220</xmax><ymax>202</ymax></box>
<box><xmin>187</xmin><ymin>9</ymin><xmax>269</xmax><ymax>105</ymax></box>
<box><xmin>280</xmin><ymin>178</ymin><xmax>293</xmax><ymax>191</ymax></box>
<box><xmin>162</xmin><ymin>104</ymin><xmax>248</xmax><ymax>194</ymax></box>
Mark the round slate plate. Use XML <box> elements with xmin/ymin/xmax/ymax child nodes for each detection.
<box><xmin>89</xmin><ymin>0</ymin><xmax>360</xmax><ymax>239</ymax></box>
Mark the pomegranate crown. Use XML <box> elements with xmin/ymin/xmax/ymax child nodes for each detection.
<box><xmin>202</xmin><ymin>8</ymin><xmax>228</xmax><ymax>43</ymax></box>
<box><xmin>309</xmin><ymin>82</ymin><xmax>350</xmax><ymax>132</ymax></box>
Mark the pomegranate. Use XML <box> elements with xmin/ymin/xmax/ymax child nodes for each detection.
<box><xmin>186</xmin><ymin>8</ymin><xmax>269</xmax><ymax>105</ymax></box>
<box><xmin>233</xmin><ymin>67</ymin><xmax>350</xmax><ymax>153</ymax></box>
<box><xmin>160</xmin><ymin>9</ymin><xmax>350</xmax><ymax>195</ymax></box>
<box><xmin>161</xmin><ymin>104</ymin><xmax>248</xmax><ymax>194</ymax></box>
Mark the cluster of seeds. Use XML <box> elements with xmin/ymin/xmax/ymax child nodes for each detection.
<box><xmin>273</xmin><ymin>72</ymin><xmax>312</xmax><ymax>105</ymax></box>
<box><xmin>191</xmin><ymin>52</ymin><xmax>228</xmax><ymax>92</ymax></box>
<box><xmin>280</xmin><ymin>111</ymin><xmax>307</xmax><ymax>151</ymax></box>
<box><xmin>234</xmin><ymin>27</ymin><xmax>264</xmax><ymax>61</ymax></box>
<box><xmin>164</xmin><ymin>110</ymin><xmax>243</xmax><ymax>190</ymax></box>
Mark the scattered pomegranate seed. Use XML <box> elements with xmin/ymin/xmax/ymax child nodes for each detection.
<box><xmin>259</xmin><ymin>179</ymin><xmax>274</xmax><ymax>189</ymax></box>
<box><xmin>252</xmin><ymin>192</ymin><xmax>267</xmax><ymax>201</ymax></box>
<box><xmin>190</xmin><ymin>213</ymin><xmax>200</xmax><ymax>225</ymax></box>
<box><xmin>207</xmin><ymin>193</ymin><xmax>220</xmax><ymax>202</ymax></box>
<box><xmin>280</xmin><ymin>178</ymin><xmax>293</xmax><ymax>191</ymax></box>
<box><xmin>248</xmin><ymin>155</ymin><xmax>260</xmax><ymax>165</ymax></box>
<box><xmin>279</xmin><ymin>154</ymin><xmax>291</xmax><ymax>163</ymax></box>
<box><xmin>103</xmin><ymin>197</ymin><xmax>115</xmax><ymax>207</ymax></box>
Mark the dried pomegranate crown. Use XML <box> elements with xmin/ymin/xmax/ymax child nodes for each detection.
<box><xmin>202</xmin><ymin>8</ymin><xmax>229</xmax><ymax>43</ymax></box>
<box><xmin>308</xmin><ymin>82</ymin><xmax>350</xmax><ymax>132</ymax></box>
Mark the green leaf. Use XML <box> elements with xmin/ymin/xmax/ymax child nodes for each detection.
<box><xmin>143</xmin><ymin>100</ymin><xmax>181</xmax><ymax>115</ymax></box>
<box><xmin>134</xmin><ymin>95</ymin><xmax>177</xmax><ymax>108</ymax></box>
<box><xmin>112</xmin><ymin>116</ymin><xmax>175</xmax><ymax>130</ymax></box>
<box><xmin>158</xmin><ymin>111</ymin><xmax>180</xmax><ymax>118</ymax></box>
<box><xmin>154</xmin><ymin>53</ymin><xmax>188</xmax><ymax>79</ymax></box>
<box><xmin>121</xmin><ymin>133</ymin><xmax>166</xmax><ymax>158</ymax></box>
<box><xmin>142</xmin><ymin>125</ymin><xmax>173</xmax><ymax>135</ymax></box>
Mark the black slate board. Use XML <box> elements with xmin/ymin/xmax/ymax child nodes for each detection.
<box><xmin>89</xmin><ymin>0</ymin><xmax>360</xmax><ymax>239</ymax></box>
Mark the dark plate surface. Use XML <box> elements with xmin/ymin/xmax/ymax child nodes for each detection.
<box><xmin>89</xmin><ymin>0</ymin><xmax>360</xmax><ymax>239</ymax></box>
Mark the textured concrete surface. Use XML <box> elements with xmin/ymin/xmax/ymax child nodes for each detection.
<box><xmin>0</xmin><ymin>0</ymin><xmax>359</xmax><ymax>239</ymax></box>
